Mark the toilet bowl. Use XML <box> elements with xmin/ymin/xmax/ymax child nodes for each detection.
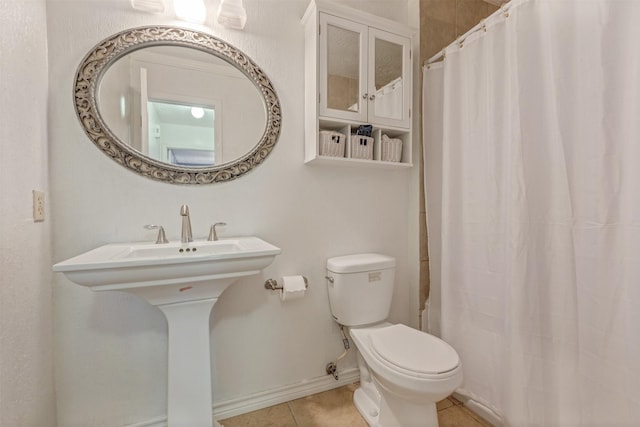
<box><xmin>350</xmin><ymin>323</ymin><xmax>462</xmax><ymax>426</ymax></box>
<box><xmin>326</xmin><ymin>254</ymin><xmax>463</xmax><ymax>427</ymax></box>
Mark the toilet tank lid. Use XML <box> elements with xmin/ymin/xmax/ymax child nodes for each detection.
<box><xmin>327</xmin><ymin>253</ymin><xmax>396</xmax><ymax>273</ymax></box>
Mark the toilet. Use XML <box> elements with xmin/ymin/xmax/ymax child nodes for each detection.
<box><xmin>326</xmin><ymin>253</ymin><xmax>462</xmax><ymax>427</ymax></box>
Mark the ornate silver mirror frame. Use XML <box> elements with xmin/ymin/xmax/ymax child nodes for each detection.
<box><xmin>74</xmin><ymin>26</ymin><xmax>281</xmax><ymax>184</ymax></box>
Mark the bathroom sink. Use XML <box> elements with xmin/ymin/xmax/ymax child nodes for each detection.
<box><xmin>55</xmin><ymin>235</ymin><xmax>281</xmax><ymax>426</ymax></box>
<box><xmin>53</xmin><ymin>236</ymin><xmax>281</xmax><ymax>305</ymax></box>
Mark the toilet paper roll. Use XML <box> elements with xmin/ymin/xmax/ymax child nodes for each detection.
<box><xmin>280</xmin><ymin>275</ymin><xmax>307</xmax><ymax>301</ymax></box>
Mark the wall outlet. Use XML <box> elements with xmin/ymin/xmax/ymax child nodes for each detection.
<box><xmin>33</xmin><ymin>190</ymin><xmax>45</xmax><ymax>222</ymax></box>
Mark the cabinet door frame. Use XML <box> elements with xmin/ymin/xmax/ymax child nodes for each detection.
<box><xmin>367</xmin><ymin>27</ymin><xmax>411</xmax><ymax>129</ymax></box>
<box><xmin>319</xmin><ymin>13</ymin><xmax>368</xmax><ymax>123</ymax></box>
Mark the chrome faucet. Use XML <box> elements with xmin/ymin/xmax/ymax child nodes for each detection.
<box><xmin>180</xmin><ymin>204</ymin><xmax>193</xmax><ymax>243</ymax></box>
<box><xmin>208</xmin><ymin>222</ymin><xmax>227</xmax><ymax>241</ymax></box>
<box><xmin>144</xmin><ymin>224</ymin><xmax>169</xmax><ymax>244</ymax></box>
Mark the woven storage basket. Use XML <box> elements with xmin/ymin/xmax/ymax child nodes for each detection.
<box><xmin>319</xmin><ymin>130</ymin><xmax>346</xmax><ymax>157</ymax></box>
<box><xmin>381</xmin><ymin>135</ymin><xmax>403</xmax><ymax>162</ymax></box>
<box><xmin>350</xmin><ymin>135</ymin><xmax>374</xmax><ymax>160</ymax></box>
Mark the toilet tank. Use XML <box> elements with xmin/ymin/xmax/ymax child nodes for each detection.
<box><xmin>326</xmin><ymin>253</ymin><xmax>396</xmax><ymax>326</ymax></box>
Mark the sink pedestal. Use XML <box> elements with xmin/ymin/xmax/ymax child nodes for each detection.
<box><xmin>159</xmin><ymin>297</ymin><xmax>219</xmax><ymax>427</ymax></box>
<box><xmin>52</xmin><ymin>236</ymin><xmax>282</xmax><ymax>427</ymax></box>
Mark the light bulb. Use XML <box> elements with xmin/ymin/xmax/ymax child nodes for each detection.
<box><xmin>191</xmin><ymin>107</ymin><xmax>205</xmax><ymax>119</ymax></box>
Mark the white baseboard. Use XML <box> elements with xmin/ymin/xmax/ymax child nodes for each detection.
<box><xmin>126</xmin><ymin>368</ymin><xmax>360</xmax><ymax>427</ymax></box>
<box><xmin>213</xmin><ymin>367</ymin><xmax>360</xmax><ymax>419</ymax></box>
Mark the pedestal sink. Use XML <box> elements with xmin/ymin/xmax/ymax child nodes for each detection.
<box><xmin>54</xmin><ymin>236</ymin><xmax>281</xmax><ymax>427</ymax></box>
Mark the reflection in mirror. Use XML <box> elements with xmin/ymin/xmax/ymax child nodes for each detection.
<box><xmin>98</xmin><ymin>45</ymin><xmax>265</xmax><ymax>167</ymax></box>
<box><xmin>74</xmin><ymin>26</ymin><xmax>281</xmax><ymax>184</ymax></box>
<box><xmin>148</xmin><ymin>101</ymin><xmax>216</xmax><ymax>166</ymax></box>
<box><xmin>374</xmin><ymin>38</ymin><xmax>403</xmax><ymax>120</ymax></box>
<box><xmin>326</xmin><ymin>24</ymin><xmax>360</xmax><ymax>112</ymax></box>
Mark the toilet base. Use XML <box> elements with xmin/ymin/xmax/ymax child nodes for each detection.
<box><xmin>354</xmin><ymin>387</ymin><xmax>380</xmax><ymax>426</ymax></box>
<box><xmin>353</xmin><ymin>383</ymin><xmax>439</xmax><ymax>427</ymax></box>
<box><xmin>376</xmin><ymin>379</ymin><xmax>438</xmax><ymax>427</ymax></box>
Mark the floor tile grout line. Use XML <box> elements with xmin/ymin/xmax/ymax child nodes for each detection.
<box><xmin>287</xmin><ymin>401</ymin><xmax>301</xmax><ymax>427</ymax></box>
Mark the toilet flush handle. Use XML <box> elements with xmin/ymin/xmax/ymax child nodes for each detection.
<box><xmin>325</xmin><ymin>276</ymin><xmax>334</xmax><ymax>285</ymax></box>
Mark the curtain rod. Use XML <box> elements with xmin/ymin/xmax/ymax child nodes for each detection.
<box><xmin>425</xmin><ymin>0</ymin><xmax>517</xmax><ymax>66</ymax></box>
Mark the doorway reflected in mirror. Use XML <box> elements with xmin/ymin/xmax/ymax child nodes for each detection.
<box><xmin>147</xmin><ymin>100</ymin><xmax>218</xmax><ymax>166</ymax></box>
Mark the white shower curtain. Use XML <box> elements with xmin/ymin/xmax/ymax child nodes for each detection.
<box><xmin>423</xmin><ymin>1</ymin><xmax>640</xmax><ymax>426</ymax></box>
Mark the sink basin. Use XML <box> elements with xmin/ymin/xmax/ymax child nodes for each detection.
<box><xmin>53</xmin><ymin>236</ymin><xmax>281</xmax><ymax>305</ymax></box>
<box><xmin>119</xmin><ymin>240</ymin><xmax>241</xmax><ymax>259</ymax></box>
<box><xmin>54</xmin><ymin>235</ymin><xmax>281</xmax><ymax>427</ymax></box>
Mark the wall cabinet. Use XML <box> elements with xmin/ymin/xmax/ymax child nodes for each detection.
<box><xmin>303</xmin><ymin>0</ymin><xmax>414</xmax><ymax>168</ymax></box>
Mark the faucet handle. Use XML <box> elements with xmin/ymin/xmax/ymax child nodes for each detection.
<box><xmin>208</xmin><ymin>222</ymin><xmax>227</xmax><ymax>241</ymax></box>
<box><xmin>144</xmin><ymin>224</ymin><xmax>169</xmax><ymax>244</ymax></box>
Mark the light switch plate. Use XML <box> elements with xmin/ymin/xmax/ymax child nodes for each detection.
<box><xmin>33</xmin><ymin>190</ymin><xmax>45</xmax><ymax>222</ymax></box>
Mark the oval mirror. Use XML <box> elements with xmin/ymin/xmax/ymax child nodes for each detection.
<box><xmin>74</xmin><ymin>26</ymin><xmax>281</xmax><ymax>184</ymax></box>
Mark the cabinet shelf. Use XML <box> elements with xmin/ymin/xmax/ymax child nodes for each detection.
<box><xmin>305</xmin><ymin>155</ymin><xmax>413</xmax><ymax>169</ymax></box>
<box><xmin>312</xmin><ymin>118</ymin><xmax>411</xmax><ymax>166</ymax></box>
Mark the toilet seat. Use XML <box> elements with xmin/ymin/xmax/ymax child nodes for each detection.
<box><xmin>369</xmin><ymin>324</ymin><xmax>459</xmax><ymax>377</ymax></box>
<box><xmin>352</xmin><ymin>324</ymin><xmax>460</xmax><ymax>380</ymax></box>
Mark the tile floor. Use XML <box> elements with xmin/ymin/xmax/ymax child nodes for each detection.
<box><xmin>220</xmin><ymin>383</ymin><xmax>493</xmax><ymax>427</ymax></box>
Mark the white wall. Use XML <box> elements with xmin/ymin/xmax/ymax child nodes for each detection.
<box><xmin>0</xmin><ymin>0</ymin><xmax>57</xmax><ymax>425</ymax></box>
<box><xmin>47</xmin><ymin>0</ymin><xmax>419</xmax><ymax>425</ymax></box>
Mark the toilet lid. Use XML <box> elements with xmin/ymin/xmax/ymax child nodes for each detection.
<box><xmin>369</xmin><ymin>324</ymin><xmax>459</xmax><ymax>375</ymax></box>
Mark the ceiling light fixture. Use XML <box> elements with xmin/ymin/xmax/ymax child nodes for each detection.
<box><xmin>217</xmin><ymin>0</ymin><xmax>247</xmax><ymax>30</ymax></box>
<box><xmin>130</xmin><ymin>0</ymin><xmax>166</xmax><ymax>13</ymax></box>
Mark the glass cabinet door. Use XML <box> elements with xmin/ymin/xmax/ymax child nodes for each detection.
<box><xmin>368</xmin><ymin>28</ymin><xmax>411</xmax><ymax>128</ymax></box>
<box><xmin>319</xmin><ymin>14</ymin><xmax>368</xmax><ymax>122</ymax></box>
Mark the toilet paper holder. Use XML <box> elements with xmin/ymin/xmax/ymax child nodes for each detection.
<box><xmin>264</xmin><ymin>276</ymin><xmax>309</xmax><ymax>291</ymax></box>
